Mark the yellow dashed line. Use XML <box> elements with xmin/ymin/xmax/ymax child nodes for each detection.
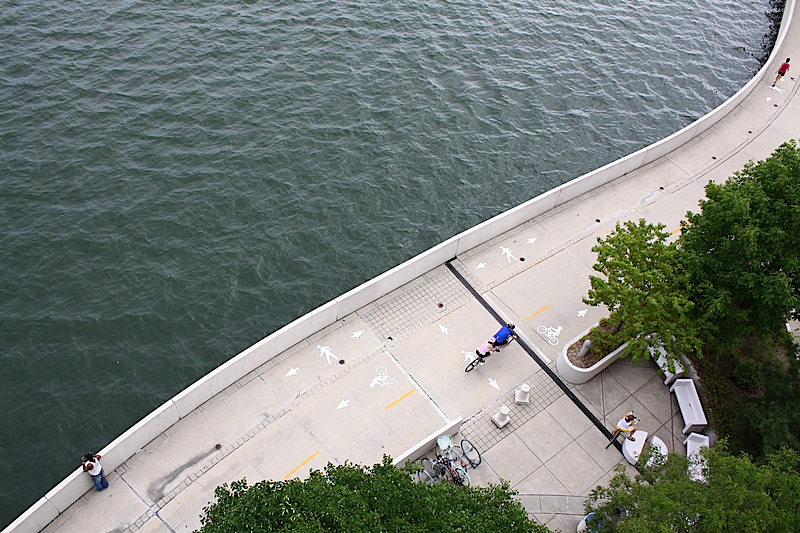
<box><xmin>386</xmin><ymin>389</ymin><xmax>416</xmax><ymax>410</ymax></box>
<box><xmin>284</xmin><ymin>450</ymin><xmax>320</xmax><ymax>479</ymax></box>
<box><xmin>525</xmin><ymin>305</ymin><xmax>551</xmax><ymax>320</ymax></box>
<box><xmin>670</xmin><ymin>227</ymin><xmax>682</xmax><ymax>235</ymax></box>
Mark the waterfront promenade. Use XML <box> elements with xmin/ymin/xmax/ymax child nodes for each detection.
<box><xmin>6</xmin><ymin>4</ymin><xmax>800</xmax><ymax>533</ymax></box>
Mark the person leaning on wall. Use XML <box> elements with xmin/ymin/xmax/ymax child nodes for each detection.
<box><xmin>81</xmin><ymin>452</ymin><xmax>109</xmax><ymax>491</ymax></box>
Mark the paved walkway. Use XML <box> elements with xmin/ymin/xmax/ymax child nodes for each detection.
<box><xmin>17</xmin><ymin>7</ymin><xmax>800</xmax><ymax>533</ymax></box>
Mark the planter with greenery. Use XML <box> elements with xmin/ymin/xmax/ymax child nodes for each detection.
<box><xmin>557</xmin><ymin>316</ymin><xmax>628</xmax><ymax>384</ymax></box>
<box><xmin>576</xmin><ymin>219</ymin><xmax>702</xmax><ymax>380</ymax></box>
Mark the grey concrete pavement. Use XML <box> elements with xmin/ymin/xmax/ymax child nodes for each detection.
<box><xmin>18</xmin><ymin>6</ymin><xmax>800</xmax><ymax>533</ymax></box>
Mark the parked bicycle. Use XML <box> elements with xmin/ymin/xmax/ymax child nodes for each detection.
<box><xmin>417</xmin><ymin>435</ymin><xmax>481</xmax><ymax>486</ymax></box>
<box><xmin>419</xmin><ymin>454</ymin><xmax>469</xmax><ymax>485</ymax></box>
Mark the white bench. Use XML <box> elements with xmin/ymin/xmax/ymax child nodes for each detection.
<box><xmin>670</xmin><ymin>379</ymin><xmax>707</xmax><ymax>434</ymax></box>
<box><xmin>650</xmin><ymin>345</ymin><xmax>685</xmax><ymax>385</ymax></box>
<box><xmin>622</xmin><ymin>430</ymin><xmax>648</xmax><ymax>465</ymax></box>
<box><xmin>646</xmin><ymin>435</ymin><xmax>668</xmax><ymax>469</ymax></box>
<box><xmin>683</xmin><ymin>432</ymin><xmax>710</xmax><ymax>482</ymax></box>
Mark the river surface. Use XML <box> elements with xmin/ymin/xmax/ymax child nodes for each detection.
<box><xmin>0</xmin><ymin>0</ymin><xmax>778</xmax><ymax>526</ymax></box>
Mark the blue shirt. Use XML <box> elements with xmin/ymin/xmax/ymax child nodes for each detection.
<box><xmin>493</xmin><ymin>326</ymin><xmax>513</xmax><ymax>344</ymax></box>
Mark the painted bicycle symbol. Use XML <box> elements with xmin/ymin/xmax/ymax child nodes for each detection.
<box><xmin>369</xmin><ymin>366</ymin><xmax>398</xmax><ymax>389</ymax></box>
<box><xmin>537</xmin><ymin>325</ymin><xmax>563</xmax><ymax>346</ymax></box>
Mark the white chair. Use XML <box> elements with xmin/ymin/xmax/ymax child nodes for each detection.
<box><xmin>622</xmin><ymin>430</ymin><xmax>648</xmax><ymax>465</ymax></box>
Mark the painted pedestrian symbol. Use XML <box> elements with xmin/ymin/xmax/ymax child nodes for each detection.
<box><xmin>537</xmin><ymin>325</ymin><xmax>563</xmax><ymax>346</ymax></box>
<box><xmin>317</xmin><ymin>345</ymin><xmax>338</xmax><ymax>365</ymax></box>
<box><xmin>500</xmin><ymin>246</ymin><xmax>516</xmax><ymax>262</ymax></box>
<box><xmin>369</xmin><ymin>366</ymin><xmax>398</xmax><ymax>389</ymax></box>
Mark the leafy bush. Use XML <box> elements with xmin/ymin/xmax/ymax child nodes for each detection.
<box><xmin>729</xmin><ymin>343</ymin><xmax>800</xmax><ymax>459</ymax></box>
<box><xmin>586</xmin><ymin>443</ymin><xmax>800</xmax><ymax>532</ymax></box>
<box><xmin>196</xmin><ymin>456</ymin><xmax>549</xmax><ymax>533</ymax></box>
<box><xmin>733</xmin><ymin>360</ymin><xmax>764</xmax><ymax>392</ymax></box>
<box><xmin>572</xmin><ymin>315</ymin><xmax>627</xmax><ymax>365</ymax></box>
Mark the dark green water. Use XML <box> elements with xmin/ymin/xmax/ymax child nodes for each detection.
<box><xmin>0</xmin><ymin>0</ymin><xmax>777</xmax><ymax>526</ymax></box>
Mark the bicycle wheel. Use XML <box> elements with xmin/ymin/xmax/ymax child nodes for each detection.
<box><xmin>460</xmin><ymin>439</ymin><xmax>482</xmax><ymax>467</ymax></box>
<box><xmin>453</xmin><ymin>465</ymin><xmax>471</xmax><ymax>486</ymax></box>
<box><xmin>420</xmin><ymin>458</ymin><xmax>438</xmax><ymax>482</ymax></box>
<box><xmin>465</xmin><ymin>356</ymin><xmax>482</xmax><ymax>372</ymax></box>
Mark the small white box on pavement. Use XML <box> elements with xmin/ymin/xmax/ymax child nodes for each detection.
<box><xmin>492</xmin><ymin>405</ymin><xmax>511</xmax><ymax>428</ymax></box>
<box><xmin>514</xmin><ymin>384</ymin><xmax>531</xmax><ymax>405</ymax></box>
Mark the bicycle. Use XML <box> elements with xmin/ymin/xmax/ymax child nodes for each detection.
<box><xmin>465</xmin><ymin>335</ymin><xmax>516</xmax><ymax>372</ymax></box>
<box><xmin>417</xmin><ymin>435</ymin><xmax>481</xmax><ymax>486</ymax></box>
<box><xmin>441</xmin><ymin>435</ymin><xmax>482</xmax><ymax>469</ymax></box>
<box><xmin>464</xmin><ymin>351</ymin><xmax>489</xmax><ymax>372</ymax></box>
<box><xmin>438</xmin><ymin>434</ymin><xmax>481</xmax><ymax>485</ymax></box>
<box><xmin>419</xmin><ymin>454</ymin><xmax>470</xmax><ymax>486</ymax></box>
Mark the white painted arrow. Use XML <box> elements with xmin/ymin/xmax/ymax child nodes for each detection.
<box><xmin>476</xmin><ymin>262</ymin><xmax>487</xmax><ymax>270</ymax></box>
<box><xmin>527</xmin><ymin>237</ymin><xmax>537</xmax><ymax>244</ymax></box>
<box><xmin>336</xmin><ymin>399</ymin><xmax>350</xmax><ymax>410</ymax></box>
<box><xmin>767</xmin><ymin>96</ymin><xmax>772</xmax><ymax>102</ymax></box>
<box><xmin>488</xmin><ymin>378</ymin><xmax>500</xmax><ymax>390</ymax></box>
<box><xmin>439</xmin><ymin>323</ymin><xmax>449</xmax><ymax>335</ymax></box>
<box><xmin>462</xmin><ymin>350</ymin><xmax>475</xmax><ymax>362</ymax></box>
<box><xmin>577</xmin><ymin>309</ymin><xmax>588</xmax><ymax>318</ymax></box>
<box><xmin>285</xmin><ymin>367</ymin><xmax>299</xmax><ymax>377</ymax></box>
<box><xmin>351</xmin><ymin>330</ymin><xmax>364</xmax><ymax>339</ymax></box>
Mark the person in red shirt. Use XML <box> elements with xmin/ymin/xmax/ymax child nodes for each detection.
<box><xmin>773</xmin><ymin>58</ymin><xmax>791</xmax><ymax>86</ymax></box>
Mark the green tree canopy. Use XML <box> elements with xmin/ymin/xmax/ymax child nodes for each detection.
<box><xmin>583</xmin><ymin>219</ymin><xmax>702</xmax><ymax>367</ymax></box>
<box><xmin>729</xmin><ymin>345</ymin><xmax>800</xmax><ymax>459</ymax></box>
<box><xmin>196</xmin><ymin>456</ymin><xmax>548</xmax><ymax>533</ymax></box>
<box><xmin>680</xmin><ymin>140</ymin><xmax>800</xmax><ymax>348</ymax></box>
<box><xmin>586</xmin><ymin>444</ymin><xmax>800</xmax><ymax>532</ymax></box>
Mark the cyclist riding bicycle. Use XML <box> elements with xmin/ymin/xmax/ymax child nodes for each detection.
<box><xmin>490</xmin><ymin>323</ymin><xmax>517</xmax><ymax>349</ymax></box>
<box><xmin>475</xmin><ymin>340</ymin><xmax>498</xmax><ymax>358</ymax></box>
<box><xmin>468</xmin><ymin>324</ymin><xmax>517</xmax><ymax>371</ymax></box>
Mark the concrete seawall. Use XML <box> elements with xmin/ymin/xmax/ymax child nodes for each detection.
<box><xmin>4</xmin><ymin>1</ymin><xmax>797</xmax><ymax>531</ymax></box>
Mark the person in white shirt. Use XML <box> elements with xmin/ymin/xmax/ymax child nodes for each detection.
<box><xmin>606</xmin><ymin>412</ymin><xmax>638</xmax><ymax>448</ymax></box>
<box><xmin>81</xmin><ymin>452</ymin><xmax>108</xmax><ymax>491</ymax></box>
